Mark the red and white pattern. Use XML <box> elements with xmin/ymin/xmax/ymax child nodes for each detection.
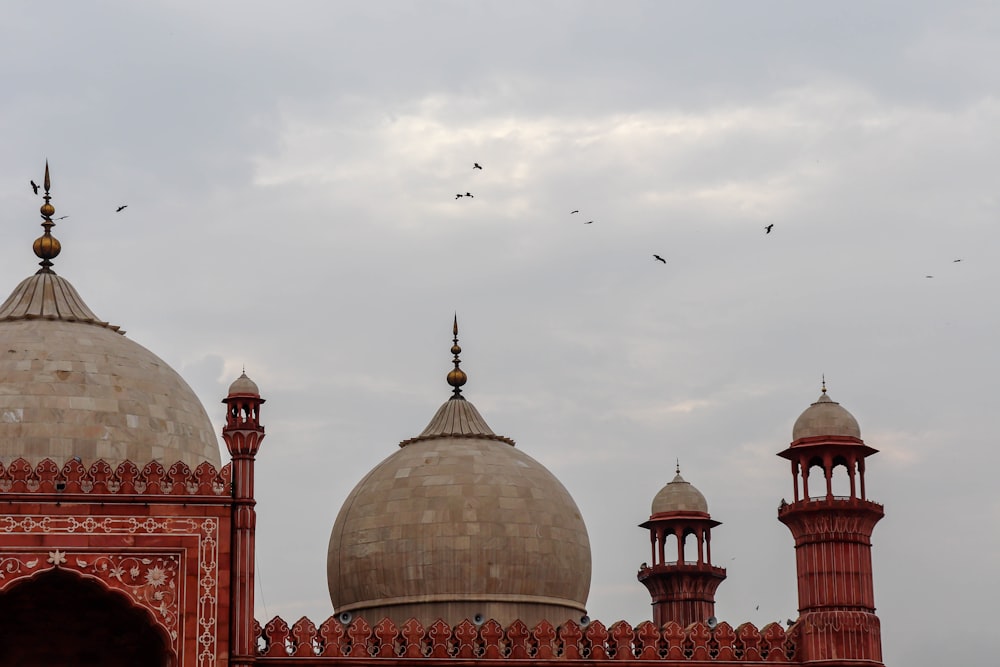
<box><xmin>0</xmin><ymin>515</ymin><xmax>220</xmax><ymax>667</ymax></box>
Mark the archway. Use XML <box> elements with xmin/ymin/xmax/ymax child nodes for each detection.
<box><xmin>0</xmin><ymin>568</ymin><xmax>174</xmax><ymax>666</ymax></box>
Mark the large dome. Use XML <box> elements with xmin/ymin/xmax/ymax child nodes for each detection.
<box><xmin>0</xmin><ymin>271</ymin><xmax>221</xmax><ymax>468</ymax></box>
<box><xmin>327</xmin><ymin>394</ymin><xmax>591</xmax><ymax>627</ymax></box>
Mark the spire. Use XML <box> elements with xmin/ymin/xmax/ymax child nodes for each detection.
<box><xmin>676</xmin><ymin>458</ymin><xmax>681</xmax><ymax>475</ymax></box>
<box><xmin>821</xmin><ymin>374</ymin><xmax>827</xmax><ymax>394</ymax></box>
<box><xmin>446</xmin><ymin>313</ymin><xmax>467</xmax><ymax>400</ymax></box>
<box><xmin>32</xmin><ymin>161</ymin><xmax>62</xmax><ymax>274</ymax></box>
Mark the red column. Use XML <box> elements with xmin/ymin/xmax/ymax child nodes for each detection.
<box><xmin>222</xmin><ymin>375</ymin><xmax>266</xmax><ymax>667</ymax></box>
<box><xmin>778</xmin><ymin>433</ymin><xmax>884</xmax><ymax>665</ymax></box>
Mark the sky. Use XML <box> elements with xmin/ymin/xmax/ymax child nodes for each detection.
<box><xmin>2</xmin><ymin>2</ymin><xmax>998</xmax><ymax>664</ymax></box>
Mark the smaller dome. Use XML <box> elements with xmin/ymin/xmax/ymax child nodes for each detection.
<box><xmin>792</xmin><ymin>392</ymin><xmax>860</xmax><ymax>440</ymax></box>
<box><xmin>651</xmin><ymin>471</ymin><xmax>709</xmax><ymax>515</ymax></box>
<box><xmin>228</xmin><ymin>372</ymin><xmax>259</xmax><ymax>396</ymax></box>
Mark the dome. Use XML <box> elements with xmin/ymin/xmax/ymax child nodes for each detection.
<box><xmin>651</xmin><ymin>471</ymin><xmax>709</xmax><ymax>515</ymax></box>
<box><xmin>792</xmin><ymin>391</ymin><xmax>861</xmax><ymax>440</ymax></box>
<box><xmin>327</xmin><ymin>395</ymin><xmax>592</xmax><ymax>627</ymax></box>
<box><xmin>228</xmin><ymin>371</ymin><xmax>259</xmax><ymax>396</ymax></box>
<box><xmin>0</xmin><ymin>271</ymin><xmax>221</xmax><ymax>469</ymax></box>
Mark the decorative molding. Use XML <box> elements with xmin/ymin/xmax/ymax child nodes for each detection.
<box><xmin>0</xmin><ymin>458</ymin><xmax>231</xmax><ymax>497</ymax></box>
<box><xmin>0</xmin><ymin>515</ymin><xmax>220</xmax><ymax>667</ymax></box>
<box><xmin>255</xmin><ymin>617</ymin><xmax>797</xmax><ymax>662</ymax></box>
<box><xmin>0</xmin><ymin>551</ymin><xmax>180</xmax><ymax>639</ymax></box>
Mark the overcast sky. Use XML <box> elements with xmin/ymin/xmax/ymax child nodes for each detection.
<box><xmin>2</xmin><ymin>2</ymin><xmax>999</xmax><ymax>664</ymax></box>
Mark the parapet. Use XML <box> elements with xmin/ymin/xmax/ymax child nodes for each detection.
<box><xmin>0</xmin><ymin>457</ymin><xmax>232</xmax><ymax>497</ymax></box>
<box><xmin>254</xmin><ymin>616</ymin><xmax>798</xmax><ymax>662</ymax></box>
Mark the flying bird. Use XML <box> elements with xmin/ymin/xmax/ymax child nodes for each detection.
<box><xmin>653</xmin><ymin>255</ymin><xmax>666</xmax><ymax>264</ymax></box>
<box><xmin>465</xmin><ymin>192</ymin><xmax>473</xmax><ymax>198</ymax></box>
<box><xmin>570</xmin><ymin>210</ymin><xmax>580</xmax><ymax>214</ymax></box>
<box><xmin>30</xmin><ymin>180</ymin><xmax>39</xmax><ymax>195</ymax></box>
<box><xmin>455</xmin><ymin>194</ymin><xmax>463</xmax><ymax>199</ymax></box>
<box><xmin>953</xmin><ymin>259</ymin><xmax>962</xmax><ymax>262</ymax></box>
<box><xmin>473</xmin><ymin>163</ymin><xmax>483</xmax><ymax>170</ymax></box>
<box><xmin>55</xmin><ymin>216</ymin><xmax>69</xmax><ymax>220</ymax></box>
<box><xmin>584</xmin><ymin>220</ymin><xmax>593</xmax><ymax>224</ymax></box>
<box><xmin>765</xmin><ymin>224</ymin><xmax>774</xmax><ymax>234</ymax></box>
<box><xmin>116</xmin><ymin>205</ymin><xmax>128</xmax><ymax>212</ymax></box>
<box><xmin>925</xmin><ymin>275</ymin><xmax>934</xmax><ymax>278</ymax></box>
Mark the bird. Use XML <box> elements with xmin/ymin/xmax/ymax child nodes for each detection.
<box><xmin>765</xmin><ymin>224</ymin><xmax>774</xmax><ymax>234</ymax></box>
<box><xmin>925</xmin><ymin>275</ymin><xmax>934</xmax><ymax>278</ymax></box>
<box><xmin>755</xmin><ymin>605</ymin><xmax>759</xmax><ymax>611</ymax></box>
<box><xmin>30</xmin><ymin>180</ymin><xmax>39</xmax><ymax>195</ymax></box>
<box><xmin>465</xmin><ymin>192</ymin><xmax>474</xmax><ymax>198</ymax></box>
<box><xmin>953</xmin><ymin>259</ymin><xmax>962</xmax><ymax>262</ymax></box>
<box><xmin>55</xmin><ymin>216</ymin><xmax>69</xmax><ymax>220</ymax></box>
<box><xmin>653</xmin><ymin>255</ymin><xmax>666</xmax><ymax>264</ymax></box>
<box><xmin>116</xmin><ymin>205</ymin><xmax>128</xmax><ymax>212</ymax></box>
<box><xmin>584</xmin><ymin>220</ymin><xmax>593</xmax><ymax>224</ymax></box>
<box><xmin>570</xmin><ymin>210</ymin><xmax>580</xmax><ymax>214</ymax></box>
<box><xmin>455</xmin><ymin>194</ymin><xmax>463</xmax><ymax>199</ymax></box>
<box><xmin>473</xmin><ymin>163</ymin><xmax>482</xmax><ymax>170</ymax></box>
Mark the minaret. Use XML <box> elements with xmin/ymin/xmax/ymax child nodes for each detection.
<box><xmin>637</xmin><ymin>464</ymin><xmax>726</xmax><ymax>628</ymax></box>
<box><xmin>223</xmin><ymin>372</ymin><xmax>266</xmax><ymax>667</ymax></box>
<box><xmin>777</xmin><ymin>383</ymin><xmax>885</xmax><ymax>666</ymax></box>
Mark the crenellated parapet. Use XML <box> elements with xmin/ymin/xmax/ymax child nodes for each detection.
<box><xmin>254</xmin><ymin>616</ymin><xmax>798</xmax><ymax>663</ymax></box>
<box><xmin>0</xmin><ymin>457</ymin><xmax>232</xmax><ymax>497</ymax></box>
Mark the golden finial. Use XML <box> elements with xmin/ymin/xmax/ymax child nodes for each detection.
<box><xmin>821</xmin><ymin>374</ymin><xmax>827</xmax><ymax>394</ymax></box>
<box><xmin>446</xmin><ymin>313</ymin><xmax>468</xmax><ymax>399</ymax></box>
<box><xmin>32</xmin><ymin>161</ymin><xmax>61</xmax><ymax>274</ymax></box>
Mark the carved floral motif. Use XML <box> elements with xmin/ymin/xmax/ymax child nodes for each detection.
<box><xmin>0</xmin><ymin>515</ymin><xmax>219</xmax><ymax>667</ymax></box>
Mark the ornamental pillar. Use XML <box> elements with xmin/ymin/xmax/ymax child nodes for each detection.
<box><xmin>222</xmin><ymin>372</ymin><xmax>266</xmax><ymax>667</ymax></box>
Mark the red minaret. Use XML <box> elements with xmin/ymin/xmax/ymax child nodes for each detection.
<box><xmin>638</xmin><ymin>465</ymin><xmax>727</xmax><ymax>628</ymax></box>
<box><xmin>778</xmin><ymin>384</ymin><xmax>885</xmax><ymax>666</ymax></box>
<box><xmin>223</xmin><ymin>372</ymin><xmax>266</xmax><ymax>667</ymax></box>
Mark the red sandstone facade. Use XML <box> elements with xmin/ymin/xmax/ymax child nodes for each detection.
<box><xmin>0</xmin><ymin>378</ymin><xmax>886</xmax><ymax>665</ymax></box>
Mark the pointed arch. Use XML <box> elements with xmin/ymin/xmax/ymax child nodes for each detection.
<box><xmin>0</xmin><ymin>567</ymin><xmax>175</xmax><ymax>666</ymax></box>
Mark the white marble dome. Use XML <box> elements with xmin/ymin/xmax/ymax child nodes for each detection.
<box><xmin>0</xmin><ymin>271</ymin><xmax>221</xmax><ymax>468</ymax></box>
<box><xmin>651</xmin><ymin>471</ymin><xmax>709</xmax><ymax>515</ymax></box>
<box><xmin>327</xmin><ymin>393</ymin><xmax>591</xmax><ymax>627</ymax></box>
<box><xmin>792</xmin><ymin>391</ymin><xmax>861</xmax><ymax>440</ymax></box>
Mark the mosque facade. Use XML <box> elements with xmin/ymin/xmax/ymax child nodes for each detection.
<box><xmin>0</xmin><ymin>168</ymin><xmax>885</xmax><ymax>665</ymax></box>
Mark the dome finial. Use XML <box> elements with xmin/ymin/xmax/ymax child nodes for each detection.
<box><xmin>676</xmin><ymin>458</ymin><xmax>681</xmax><ymax>475</ymax></box>
<box><xmin>32</xmin><ymin>161</ymin><xmax>62</xmax><ymax>274</ymax></box>
<box><xmin>821</xmin><ymin>374</ymin><xmax>827</xmax><ymax>394</ymax></box>
<box><xmin>446</xmin><ymin>313</ymin><xmax>468</xmax><ymax>399</ymax></box>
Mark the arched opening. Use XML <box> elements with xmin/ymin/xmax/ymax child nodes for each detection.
<box><xmin>830</xmin><ymin>456</ymin><xmax>852</xmax><ymax>498</ymax></box>
<box><xmin>663</xmin><ymin>529</ymin><xmax>680</xmax><ymax>564</ymax></box>
<box><xmin>805</xmin><ymin>457</ymin><xmax>826</xmax><ymax>499</ymax></box>
<box><xmin>681</xmin><ymin>528</ymin><xmax>697</xmax><ymax>564</ymax></box>
<box><xmin>0</xmin><ymin>568</ymin><xmax>174</xmax><ymax>666</ymax></box>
